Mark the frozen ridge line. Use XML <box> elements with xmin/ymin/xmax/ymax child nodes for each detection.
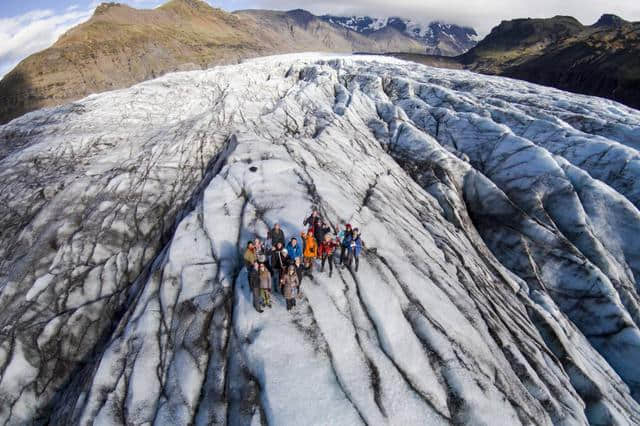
<box><xmin>1</xmin><ymin>53</ymin><xmax>640</xmax><ymax>425</ymax></box>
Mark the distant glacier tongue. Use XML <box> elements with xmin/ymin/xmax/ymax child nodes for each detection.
<box><xmin>1</xmin><ymin>54</ymin><xmax>640</xmax><ymax>425</ymax></box>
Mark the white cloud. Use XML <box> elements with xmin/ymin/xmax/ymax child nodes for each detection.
<box><xmin>0</xmin><ymin>4</ymin><xmax>98</xmax><ymax>79</ymax></box>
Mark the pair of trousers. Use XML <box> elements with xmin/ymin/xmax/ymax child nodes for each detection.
<box><xmin>252</xmin><ymin>287</ymin><xmax>262</xmax><ymax>311</ymax></box>
<box><xmin>260</xmin><ymin>289</ymin><xmax>271</xmax><ymax>306</ymax></box>
<box><xmin>304</xmin><ymin>257</ymin><xmax>314</xmax><ymax>273</ymax></box>
<box><xmin>286</xmin><ymin>298</ymin><xmax>297</xmax><ymax>310</ymax></box>
<box><xmin>321</xmin><ymin>254</ymin><xmax>333</xmax><ymax>273</ymax></box>
<box><xmin>346</xmin><ymin>252</ymin><xmax>360</xmax><ymax>271</ymax></box>
<box><xmin>272</xmin><ymin>270</ymin><xmax>281</xmax><ymax>292</ymax></box>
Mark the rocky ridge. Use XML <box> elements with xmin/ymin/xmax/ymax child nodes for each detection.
<box><xmin>459</xmin><ymin>14</ymin><xmax>640</xmax><ymax>110</ymax></box>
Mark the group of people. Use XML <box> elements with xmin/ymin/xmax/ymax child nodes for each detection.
<box><xmin>243</xmin><ymin>210</ymin><xmax>364</xmax><ymax>313</ymax></box>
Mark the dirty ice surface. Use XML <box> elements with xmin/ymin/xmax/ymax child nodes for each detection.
<box><xmin>1</xmin><ymin>53</ymin><xmax>640</xmax><ymax>425</ymax></box>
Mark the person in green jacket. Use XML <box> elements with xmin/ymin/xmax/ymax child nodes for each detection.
<box><xmin>244</xmin><ymin>240</ymin><xmax>257</xmax><ymax>268</ymax></box>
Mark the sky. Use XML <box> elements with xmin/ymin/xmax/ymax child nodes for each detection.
<box><xmin>1</xmin><ymin>0</ymin><xmax>639</xmax><ymax>78</ymax></box>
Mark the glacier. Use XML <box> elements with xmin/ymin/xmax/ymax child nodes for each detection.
<box><xmin>1</xmin><ymin>53</ymin><xmax>640</xmax><ymax>425</ymax></box>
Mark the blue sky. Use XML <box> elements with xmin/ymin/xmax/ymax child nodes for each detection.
<box><xmin>1</xmin><ymin>0</ymin><xmax>639</xmax><ymax>79</ymax></box>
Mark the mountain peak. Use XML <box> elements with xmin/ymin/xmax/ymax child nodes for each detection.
<box><xmin>93</xmin><ymin>2</ymin><xmax>126</xmax><ymax>15</ymax></box>
<box><xmin>594</xmin><ymin>13</ymin><xmax>628</xmax><ymax>27</ymax></box>
<box><xmin>285</xmin><ymin>9</ymin><xmax>315</xmax><ymax>27</ymax></box>
<box><xmin>160</xmin><ymin>0</ymin><xmax>215</xmax><ymax>14</ymax></box>
<box><xmin>165</xmin><ymin>0</ymin><xmax>208</xmax><ymax>5</ymax></box>
<box><xmin>478</xmin><ymin>15</ymin><xmax>583</xmax><ymax>51</ymax></box>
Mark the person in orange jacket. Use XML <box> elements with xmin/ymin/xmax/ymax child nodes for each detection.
<box><xmin>301</xmin><ymin>229</ymin><xmax>318</xmax><ymax>277</ymax></box>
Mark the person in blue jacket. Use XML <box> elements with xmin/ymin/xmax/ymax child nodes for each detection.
<box><xmin>345</xmin><ymin>228</ymin><xmax>363</xmax><ymax>272</ymax></box>
<box><xmin>286</xmin><ymin>237</ymin><xmax>302</xmax><ymax>260</ymax></box>
<box><xmin>340</xmin><ymin>224</ymin><xmax>353</xmax><ymax>265</ymax></box>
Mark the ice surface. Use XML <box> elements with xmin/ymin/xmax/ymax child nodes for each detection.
<box><xmin>1</xmin><ymin>53</ymin><xmax>640</xmax><ymax>424</ymax></box>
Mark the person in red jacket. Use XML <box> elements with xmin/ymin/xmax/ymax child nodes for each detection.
<box><xmin>319</xmin><ymin>233</ymin><xmax>338</xmax><ymax>277</ymax></box>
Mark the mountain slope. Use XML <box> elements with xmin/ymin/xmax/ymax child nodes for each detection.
<box><xmin>459</xmin><ymin>14</ymin><xmax>640</xmax><ymax>109</ymax></box>
<box><xmin>0</xmin><ymin>1</ymin><xmax>426</xmax><ymax>125</ymax></box>
<box><xmin>1</xmin><ymin>54</ymin><xmax>640</xmax><ymax>424</ymax></box>
<box><xmin>320</xmin><ymin>15</ymin><xmax>478</xmax><ymax>56</ymax></box>
<box><xmin>233</xmin><ymin>9</ymin><xmax>424</xmax><ymax>54</ymax></box>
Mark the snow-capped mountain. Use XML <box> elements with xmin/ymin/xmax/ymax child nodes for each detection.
<box><xmin>1</xmin><ymin>54</ymin><xmax>640</xmax><ymax>424</ymax></box>
<box><xmin>321</xmin><ymin>15</ymin><xmax>479</xmax><ymax>55</ymax></box>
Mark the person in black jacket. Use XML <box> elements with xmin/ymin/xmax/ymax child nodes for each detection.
<box><xmin>269</xmin><ymin>223</ymin><xmax>286</xmax><ymax>248</ymax></box>
<box><xmin>294</xmin><ymin>256</ymin><xmax>304</xmax><ymax>296</ymax></box>
<box><xmin>303</xmin><ymin>210</ymin><xmax>322</xmax><ymax>241</ymax></box>
<box><xmin>270</xmin><ymin>242</ymin><xmax>286</xmax><ymax>292</ymax></box>
<box><xmin>248</xmin><ymin>261</ymin><xmax>263</xmax><ymax>313</ymax></box>
<box><xmin>317</xmin><ymin>221</ymin><xmax>332</xmax><ymax>244</ymax></box>
<box><xmin>278</xmin><ymin>249</ymin><xmax>294</xmax><ymax>293</ymax></box>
